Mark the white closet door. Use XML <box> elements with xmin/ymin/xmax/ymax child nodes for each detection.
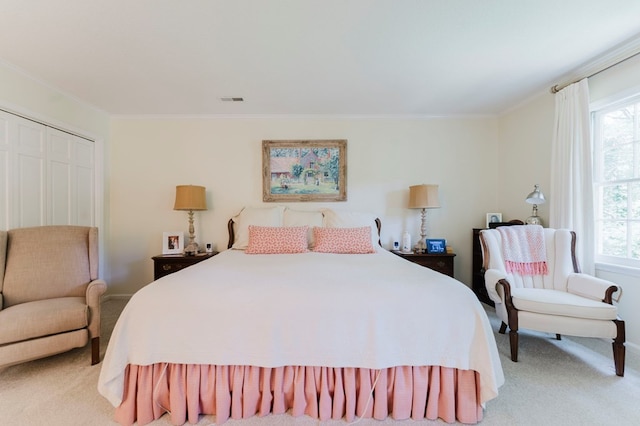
<box><xmin>48</xmin><ymin>127</ymin><xmax>95</xmax><ymax>226</ymax></box>
<box><xmin>12</xmin><ymin>114</ymin><xmax>46</xmax><ymax>228</ymax></box>
<box><xmin>48</xmin><ymin>127</ymin><xmax>73</xmax><ymax>224</ymax></box>
<box><xmin>0</xmin><ymin>109</ymin><xmax>95</xmax><ymax>230</ymax></box>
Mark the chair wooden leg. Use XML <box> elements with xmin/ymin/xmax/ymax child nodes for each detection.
<box><xmin>498</xmin><ymin>281</ymin><xmax>520</xmax><ymax>362</ymax></box>
<box><xmin>499</xmin><ymin>322</ymin><xmax>507</xmax><ymax>334</ymax></box>
<box><xmin>504</xmin><ymin>300</ymin><xmax>519</xmax><ymax>362</ymax></box>
<box><xmin>613</xmin><ymin>319</ymin><xmax>625</xmax><ymax>377</ymax></box>
<box><xmin>509</xmin><ymin>329</ymin><xmax>519</xmax><ymax>362</ymax></box>
<box><xmin>91</xmin><ymin>337</ymin><xmax>100</xmax><ymax>365</ymax></box>
<box><xmin>613</xmin><ymin>341</ymin><xmax>625</xmax><ymax>377</ymax></box>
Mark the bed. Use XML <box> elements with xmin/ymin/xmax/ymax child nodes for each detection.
<box><xmin>98</xmin><ymin>207</ymin><xmax>504</xmax><ymax>425</ymax></box>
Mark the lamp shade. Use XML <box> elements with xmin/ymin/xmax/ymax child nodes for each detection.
<box><xmin>174</xmin><ymin>185</ymin><xmax>207</xmax><ymax>211</ymax></box>
<box><xmin>408</xmin><ymin>184</ymin><xmax>440</xmax><ymax>209</ymax></box>
<box><xmin>525</xmin><ymin>184</ymin><xmax>546</xmax><ymax>205</ymax></box>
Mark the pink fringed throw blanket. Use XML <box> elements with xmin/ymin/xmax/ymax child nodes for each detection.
<box><xmin>497</xmin><ymin>225</ymin><xmax>548</xmax><ymax>275</ymax></box>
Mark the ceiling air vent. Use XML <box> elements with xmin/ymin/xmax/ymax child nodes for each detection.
<box><xmin>220</xmin><ymin>97</ymin><xmax>244</xmax><ymax>102</ymax></box>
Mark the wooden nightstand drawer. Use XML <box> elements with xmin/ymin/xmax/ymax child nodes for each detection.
<box><xmin>392</xmin><ymin>251</ymin><xmax>456</xmax><ymax>278</ymax></box>
<box><xmin>152</xmin><ymin>252</ymin><xmax>217</xmax><ymax>280</ymax></box>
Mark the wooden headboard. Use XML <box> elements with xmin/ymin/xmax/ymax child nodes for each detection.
<box><xmin>227</xmin><ymin>218</ymin><xmax>382</xmax><ymax>249</ymax></box>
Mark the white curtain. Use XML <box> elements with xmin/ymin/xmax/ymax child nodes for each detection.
<box><xmin>549</xmin><ymin>79</ymin><xmax>594</xmax><ymax>274</ymax></box>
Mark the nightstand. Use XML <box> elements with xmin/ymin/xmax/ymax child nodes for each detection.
<box><xmin>152</xmin><ymin>252</ymin><xmax>218</xmax><ymax>280</ymax></box>
<box><xmin>392</xmin><ymin>251</ymin><xmax>456</xmax><ymax>278</ymax></box>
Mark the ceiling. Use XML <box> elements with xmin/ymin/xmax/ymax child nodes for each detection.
<box><xmin>2</xmin><ymin>0</ymin><xmax>640</xmax><ymax>116</ymax></box>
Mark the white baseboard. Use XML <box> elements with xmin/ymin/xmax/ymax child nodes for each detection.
<box><xmin>626</xmin><ymin>341</ymin><xmax>640</xmax><ymax>356</ymax></box>
<box><xmin>101</xmin><ymin>294</ymin><xmax>132</xmax><ymax>302</ymax></box>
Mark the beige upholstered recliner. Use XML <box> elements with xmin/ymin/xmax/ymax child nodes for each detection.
<box><xmin>0</xmin><ymin>226</ymin><xmax>106</xmax><ymax>368</ymax></box>
<box><xmin>480</xmin><ymin>226</ymin><xmax>625</xmax><ymax>376</ymax></box>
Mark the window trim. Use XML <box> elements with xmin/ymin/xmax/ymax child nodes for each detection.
<box><xmin>595</xmin><ymin>261</ymin><xmax>640</xmax><ymax>278</ymax></box>
<box><xmin>591</xmin><ymin>93</ymin><xmax>640</xmax><ymax>269</ymax></box>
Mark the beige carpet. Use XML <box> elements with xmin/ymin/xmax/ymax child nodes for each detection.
<box><xmin>1</xmin><ymin>298</ymin><xmax>639</xmax><ymax>426</ymax></box>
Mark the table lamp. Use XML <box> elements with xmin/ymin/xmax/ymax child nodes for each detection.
<box><xmin>525</xmin><ymin>184</ymin><xmax>546</xmax><ymax>225</ymax></box>
<box><xmin>174</xmin><ymin>185</ymin><xmax>207</xmax><ymax>255</ymax></box>
<box><xmin>408</xmin><ymin>184</ymin><xmax>440</xmax><ymax>253</ymax></box>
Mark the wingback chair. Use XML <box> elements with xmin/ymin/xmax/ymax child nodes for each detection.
<box><xmin>480</xmin><ymin>226</ymin><xmax>625</xmax><ymax>376</ymax></box>
<box><xmin>0</xmin><ymin>226</ymin><xmax>106</xmax><ymax>368</ymax></box>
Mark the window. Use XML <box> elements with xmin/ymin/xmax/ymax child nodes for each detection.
<box><xmin>592</xmin><ymin>95</ymin><xmax>640</xmax><ymax>268</ymax></box>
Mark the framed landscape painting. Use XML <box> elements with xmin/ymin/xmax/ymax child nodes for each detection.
<box><xmin>262</xmin><ymin>139</ymin><xmax>347</xmax><ymax>202</ymax></box>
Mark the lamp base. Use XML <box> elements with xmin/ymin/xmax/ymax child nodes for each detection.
<box><xmin>184</xmin><ymin>209</ymin><xmax>200</xmax><ymax>255</ymax></box>
<box><xmin>526</xmin><ymin>215</ymin><xmax>542</xmax><ymax>226</ymax></box>
<box><xmin>184</xmin><ymin>241</ymin><xmax>199</xmax><ymax>256</ymax></box>
<box><xmin>413</xmin><ymin>208</ymin><xmax>428</xmax><ymax>253</ymax></box>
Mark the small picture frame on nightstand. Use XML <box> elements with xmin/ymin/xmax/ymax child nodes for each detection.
<box><xmin>426</xmin><ymin>239</ymin><xmax>446</xmax><ymax>254</ymax></box>
<box><xmin>486</xmin><ymin>213</ymin><xmax>502</xmax><ymax>228</ymax></box>
<box><xmin>162</xmin><ymin>231</ymin><xmax>184</xmax><ymax>254</ymax></box>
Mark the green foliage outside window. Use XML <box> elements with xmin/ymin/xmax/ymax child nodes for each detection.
<box><xmin>594</xmin><ymin>99</ymin><xmax>640</xmax><ymax>264</ymax></box>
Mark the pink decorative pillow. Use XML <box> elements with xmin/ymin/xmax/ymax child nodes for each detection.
<box><xmin>312</xmin><ymin>227</ymin><xmax>376</xmax><ymax>254</ymax></box>
<box><xmin>245</xmin><ymin>226</ymin><xmax>309</xmax><ymax>254</ymax></box>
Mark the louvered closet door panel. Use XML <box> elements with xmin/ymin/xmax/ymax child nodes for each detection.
<box><xmin>14</xmin><ymin>115</ymin><xmax>46</xmax><ymax>228</ymax></box>
<box><xmin>0</xmin><ymin>110</ymin><xmax>96</xmax><ymax>229</ymax></box>
<box><xmin>0</xmin><ymin>112</ymin><xmax>9</xmax><ymax>230</ymax></box>
<box><xmin>48</xmin><ymin>128</ymin><xmax>73</xmax><ymax>224</ymax></box>
<box><xmin>47</xmin><ymin>128</ymin><xmax>95</xmax><ymax>226</ymax></box>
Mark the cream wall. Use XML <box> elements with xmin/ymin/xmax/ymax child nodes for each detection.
<box><xmin>108</xmin><ymin>116</ymin><xmax>500</xmax><ymax>295</ymax></box>
<box><xmin>497</xmin><ymin>93</ymin><xmax>554</xmax><ymax>223</ymax></box>
<box><xmin>0</xmin><ymin>62</ymin><xmax>109</xmax><ymax>139</ymax></box>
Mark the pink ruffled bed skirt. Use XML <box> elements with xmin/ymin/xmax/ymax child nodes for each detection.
<box><xmin>114</xmin><ymin>364</ymin><xmax>483</xmax><ymax>425</ymax></box>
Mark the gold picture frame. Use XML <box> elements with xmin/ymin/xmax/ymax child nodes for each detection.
<box><xmin>262</xmin><ymin>139</ymin><xmax>347</xmax><ymax>202</ymax></box>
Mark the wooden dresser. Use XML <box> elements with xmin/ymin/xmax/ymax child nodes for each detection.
<box><xmin>392</xmin><ymin>251</ymin><xmax>456</xmax><ymax>278</ymax></box>
<box><xmin>152</xmin><ymin>252</ymin><xmax>218</xmax><ymax>280</ymax></box>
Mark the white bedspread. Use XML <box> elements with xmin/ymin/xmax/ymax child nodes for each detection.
<box><xmin>98</xmin><ymin>249</ymin><xmax>504</xmax><ymax>407</ymax></box>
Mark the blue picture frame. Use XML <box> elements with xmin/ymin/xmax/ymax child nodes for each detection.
<box><xmin>426</xmin><ymin>239</ymin><xmax>446</xmax><ymax>254</ymax></box>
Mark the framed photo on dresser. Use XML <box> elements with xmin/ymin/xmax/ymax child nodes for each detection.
<box><xmin>486</xmin><ymin>213</ymin><xmax>502</xmax><ymax>228</ymax></box>
<box><xmin>162</xmin><ymin>231</ymin><xmax>184</xmax><ymax>255</ymax></box>
<box><xmin>426</xmin><ymin>239</ymin><xmax>446</xmax><ymax>254</ymax></box>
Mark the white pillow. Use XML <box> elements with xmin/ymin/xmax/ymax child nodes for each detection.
<box><xmin>283</xmin><ymin>208</ymin><xmax>324</xmax><ymax>248</ymax></box>
<box><xmin>321</xmin><ymin>209</ymin><xmax>379</xmax><ymax>247</ymax></box>
<box><xmin>231</xmin><ymin>206</ymin><xmax>285</xmax><ymax>249</ymax></box>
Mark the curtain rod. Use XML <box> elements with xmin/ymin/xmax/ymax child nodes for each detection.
<box><xmin>550</xmin><ymin>49</ymin><xmax>640</xmax><ymax>94</ymax></box>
